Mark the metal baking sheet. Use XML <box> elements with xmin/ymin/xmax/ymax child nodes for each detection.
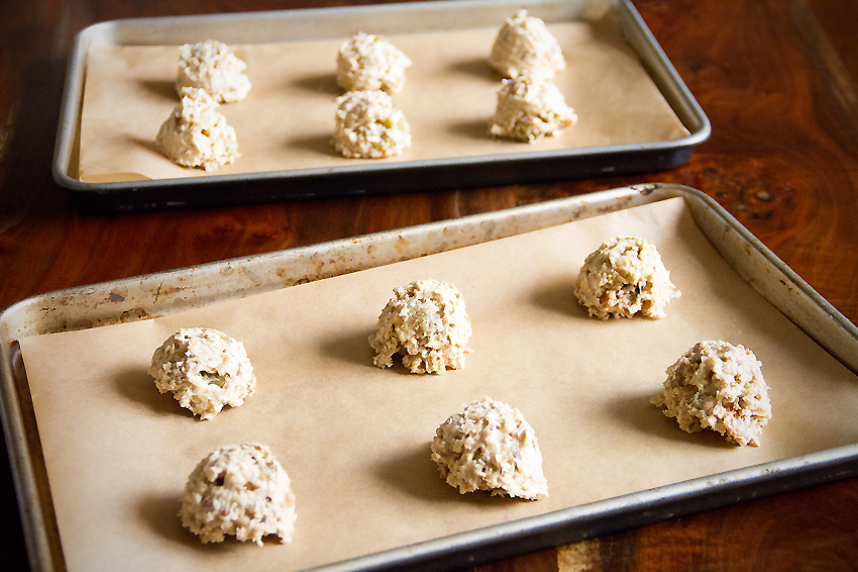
<box><xmin>52</xmin><ymin>0</ymin><xmax>710</xmax><ymax>212</ymax></box>
<box><xmin>2</xmin><ymin>184</ymin><xmax>857</xmax><ymax>571</ymax></box>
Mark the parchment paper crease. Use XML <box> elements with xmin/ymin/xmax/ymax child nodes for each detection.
<box><xmin>77</xmin><ymin>16</ymin><xmax>689</xmax><ymax>182</ymax></box>
<box><xmin>20</xmin><ymin>198</ymin><xmax>858</xmax><ymax>571</ymax></box>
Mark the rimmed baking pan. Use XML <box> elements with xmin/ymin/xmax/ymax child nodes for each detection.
<box><xmin>52</xmin><ymin>0</ymin><xmax>710</xmax><ymax>212</ymax></box>
<box><xmin>3</xmin><ymin>184</ymin><xmax>857</xmax><ymax>571</ymax></box>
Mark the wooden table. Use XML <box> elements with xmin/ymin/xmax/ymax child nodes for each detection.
<box><xmin>1</xmin><ymin>0</ymin><xmax>856</xmax><ymax>570</ymax></box>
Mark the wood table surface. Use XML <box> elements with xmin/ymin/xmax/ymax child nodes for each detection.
<box><xmin>1</xmin><ymin>0</ymin><xmax>857</xmax><ymax>570</ymax></box>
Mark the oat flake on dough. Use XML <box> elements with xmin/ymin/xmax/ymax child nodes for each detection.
<box><xmin>149</xmin><ymin>327</ymin><xmax>255</xmax><ymax>420</ymax></box>
<box><xmin>180</xmin><ymin>442</ymin><xmax>296</xmax><ymax>545</ymax></box>
<box><xmin>431</xmin><ymin>397</ymin><xmax>548</xmax><ymax>500</ymax></box>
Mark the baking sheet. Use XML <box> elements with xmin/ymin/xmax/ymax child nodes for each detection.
<box><xmin>77</xmin><ymin>17</ymin><xmax>688</xmax><ymax>183</ymax></box>
<box><xmin>17</xmin><ymin>197</ymin><xmax>858</xmax><ymax>571</ymax></box>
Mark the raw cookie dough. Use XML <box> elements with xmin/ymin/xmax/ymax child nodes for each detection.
<box><xmin>573</xmin><ymin>236</ymin><xmax>681</xmax><ymax>319</ymax></box>
<box><xmin>156</xmin><ymin>87</ymin><xmax>239</xmax><ymax>171</ymax></box>
<box><xmin>651</xmin><ymin>340</ymin><xmax>772</xmax><ymax>446</ymax></box>
<box><xmin>489</xmin><ymin>9</ymin><xmax>566</xmax><ymax>79</ymax></box>
<box><xmin>176</xmin><ymin>39</ymin><xmax>252</xmax><ymax>104</ymax></box>
<box><xmin>336</xmin><ymin>32</ymin><xmax>413</xmax><ymax>93</ymax></box>
<box><xmin>180</xmin><ymin>442</ymin><xmax>297</xmax><ymax>545</ymax></box>
<box><xmin>489</xmin><ymin>76</ymin><xmax>577</xmax><ymax>142</ymax></box>
<box><xmin>431</xmin><ymin>397</ymin><xmax>548</xmax><ymax>500</ymax></box>
<box><xmin>334</xmin><ymin>90</ymin><xmax>412</xmax><ymax>159</ymax></box>
<box><xmin>369</xmin><ymin>279</ymin><xmax>471</xmax><ymax>374</ymax></box>
<box><xmin>149</xmin><ymin>327</ymin><xmax>255</xmax><ymax>420</ymax></box>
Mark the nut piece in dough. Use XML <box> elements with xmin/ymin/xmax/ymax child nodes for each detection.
<box><xmin>573</xmin><ymin>236</ymin><xmax>680</xmax><ymax>319</ymax></box>
<box><xmin>334</xmin><ymin>90</ymin><xmax>412</xmax><ymax>159</ymax></box>
<box><xmin>176</xmin><ymin>39</ymin><xmax>252</xmax><ymax>104</ymax></box>
<box><xmin>652</xmin><ymin>341</ymin><xmax>772</xmax><ymax>446</ymax></box>
<box><xmin>337</xmin><ymin>32</ymin><xmax>413</xmax><ymax>93</ymax></box>
<box><xmin>431</xmin><ymin>397</ymin><xmax>548</xmax><ymax>500</ymax></box>
<box><xmin>490</xmin><ymin>76</ymin><xmax>577</xmax><ymax>142</ymax></box>
<box><xmin>489</xmin><ymin>10</ymin><xmax>566</xmax><ymax>79</ymax></box>
<box><xmin>369</xmin><ymin>279</ymin><xmax>471</xmax><ymax>374</ymax></box>
<box><xmin>180</xmin><ymin>442</ymin><xmax>296</xmax><ymax>545</ymax></box>
<box><xmin>149</xmin><ymin>327</ymin><xmax>255</xmax><ymax>420</ymax></box>
<box><xmin>156</xmin><ymin>87</ymin><xmax>239</xmax><ymax>171</ymax></box>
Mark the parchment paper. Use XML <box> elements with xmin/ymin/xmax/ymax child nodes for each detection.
<box><xmin>19</xmin><ymin>198</ymin><xmax>858</xmax><ymax>571</ymax></box>
<box><xmin>77</xmin><ymin>16</ymin><xmax>690</xmax><ymax>182</ymax></box>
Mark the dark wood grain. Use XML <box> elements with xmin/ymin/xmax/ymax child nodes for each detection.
<box><xmin>1</xmin><ymin>0</ymin><xmax>857</xmax><ymax>570</ymax></box>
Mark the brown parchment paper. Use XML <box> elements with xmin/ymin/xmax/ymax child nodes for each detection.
<box><xmin>19</xmin><ymin>198</ymin><xmax>858</xmax><ymax>572</ymax></box>
<box><xmin>77</xmin><ymin>16</ymin><xmax>689</xmax><ymax>182</ymax></box>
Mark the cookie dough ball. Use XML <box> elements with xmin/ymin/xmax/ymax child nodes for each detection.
<box><xmin>369</xmin><ymin>279</ymin><xmax>471</xmax><ymax>374</ymax></box>
<box><xmin>176</xmin><ymin>39</ymin><xmax>251</xmax><ymax>104</ymax></box>
<box><xmin>431</xmin><ymin>397</ymin><xmax>548</xmax><ymax>500</ymax></box>
<box><xmin>652</xmin><ymin>341</ymin><xmax>772</xmax><ymax>446</ymax></box>
<box><xmin>180</xmin><ymin>442</ymin><xmax>296</xmax><ymax>545</ymax></box>
<box><xmin>156</xmin><ymin>87</ymin><xmax>239</xmax><ymax>171</ymax></box>
<box><xmin>489</xmin><ymin>76</ymin><xmax>577</xmax><ymax>142</ymax></box>
<box><xmin>334</xmin><ymin>90</ymin><xmax>411</xmax><ymax>159</ymax></box>
<box><xmin>574</xmin><ymin>236</ymin><xmax>680</xmax><ymax>319</ymax></box>
<box><xmin>489</xmin><ymin>10</ymin><xmax>566</xmax><ymax>79</ymax></box>
<box><xmin>337</xmin><ymin>32</ymin><xmax>413</xmax><ymax>93</ymax></box>
<box><xmin>149</xmin><ymin>327</ymin><xmax>255</xmax><ymax>420</ymax></box>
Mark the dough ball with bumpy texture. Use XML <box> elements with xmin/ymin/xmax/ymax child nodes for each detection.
<box><xmin>176</xmin><ymin>39</ymin><xmax>251</xmax><ymax>104</ymax></box>
<box><xmin>369</xmin><ymin>279</ymin><xmax>471</xmax><ymax>374</ymax></box>
<box><xmin>337</xmin><ymin>32</ymin><xmax>413</xmax><ymax>93</ymax></box>
<box><xmin>156</xmin><ymin>87</ymin><xmax>239</xmax><ymax>171</ymax></box>
<box><xmin>149</xmin><ymin>327</ymin><xmax>255</xmax><ymax>420</ymax></box>
<box><xmin>489</xmin><ymin>10</ymin><xmax>566</xmax><ymax>79</ymax></box>
<box><xmin>334</xmin><ymin>90</ymin><xmax>412</xmax><ymax>159</ymax></box>
<box><xmin>490</xmin><ymin>76</ymin><xmax>577</xmax><ymax>142</ymax></box>
<box><xmin>180</xmin><ymin>442</ymin><xmax>296</xmax><ymax>545</ymax></box>
<box><xmin>431</xmin><ymin>397</ymin><xmax>548</xmax><ymax>500</ymax></box>
<box><xmin>652</xmin><ymin>340</ymin><xmax>772</xmax><ymax>446</ymax></box>
<box><xmin>573</xmin><ymin>236</ymin><xmax>680</xmax><ymax>319</ymax></box>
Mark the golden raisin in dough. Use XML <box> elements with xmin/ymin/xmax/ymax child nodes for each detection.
<box><xmin>369</xmin><ymin>279</ymin><xmax>471</xmax><ymax>374</ymax></box>
<box><xmin>490</xmin><ymin>76</ymin><xmax>577</xmax><ymax>142</ymax></box>
<box><xmin>337</xmin><ymin>32</ymin><xmax>412</xmax><ymax>93</ymax></box>
<box><xmin>489</xmin><ymin>9</ymin><xmax>566</xmax><ymax>79</ymax></box>
<box><xmin>573</xmin><ymin>236</ymin><xmax>680</xmax><ymax>319</ymax></box>
<box><xmin>149</xmin><ymin>327</ymin><xmax>255</xmax><ymax>420</ymax></box>
<box><xmin>180</xmin><ymin>442</ymin><xmax>296</xmax><ymax>545</ymax></box>
<box><xmin>652</xmin><ymin>340</ymin><xmax>772</xmax><ymax>446</ymax></box>
<box><xmin>333</xmin><ymin>90</ymin><xmax>412</xmax><ymax>159</ymax></box>
<box><xmin>156</xmin><ymin>88</ymin><xmax>239</xmax><ymax>171</ymax></box>
<box><xmin>431</xmin><ymin>397</ymin><xmax>548</xmax><ymax>500</ymax></box>
<box><xmin>176</xmin><ymin>40</ymin><xmax>251</xmax><ymax>104</ymax></box>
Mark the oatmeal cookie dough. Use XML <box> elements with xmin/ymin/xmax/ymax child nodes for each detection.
<box><xmin>176</xmin><ymin>39</ymin><xmax>252</xmax><ymax>104</ymax></box>
<box><xmin>431</xmin><ymin>397</ymin><xmax>548</xmax><ymax>500</ymax></box>
<box><xmin>156</xmin><ymin>87</ymin><xmax>239</xmax><ymax>171</ymax></box>
<box><xmin>490</xmin><ymin>76</ymin><xmax>577</xmax><ymax>142</ymax></box>
<box><xmin>334</xmin><ymin>90</ymin><xmax>412</xmax><ymax>159</ymax></box>
<box><xmin>652</xmin><ymin>340</ymin><xmax>772</xmax><ymax>446</ymax></box>
<box><xmin>573</xmin><ymin>236</ymin><xmax>680</xmax><ymax>319</ymax></box>
<box><xmin>337</xmin><ymin>32</ymin><xmax>413</xmax><ymax>93</ymax></box>
<box><xmin>180</xmin><ymin>442</ymin><xmax>296</xmax><ymax>545</ymax></box>
<box><xmin>149</xmin><ymin>327</ymin><xmax>255</xmax><ymax>420</ymax></box>
<box><xmin>369</xmin><ymin>279</ymin><xmax>471</xmax><ymax>374</ymax></box>
<box><xmin>489</xmin><ymin>9</ymin><xmax>566</xmax><ymax>79</ymax></box>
